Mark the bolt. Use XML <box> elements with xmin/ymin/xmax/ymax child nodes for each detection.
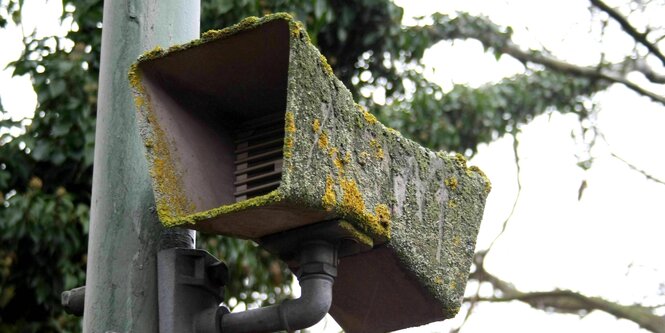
<box><xmin>62</xmin><ymin>286</ymin><xmax>85</xmax><ymax>316</ymax></box>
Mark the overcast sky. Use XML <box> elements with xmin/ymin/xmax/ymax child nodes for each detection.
<box><xmin>1</xmin><ymin>1</ymin><xmax>664</xmax><ymax>332</ymax></box>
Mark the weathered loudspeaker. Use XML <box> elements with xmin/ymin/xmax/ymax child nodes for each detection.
<box><xmin>129</xmin><ymin>13</ymin><xmax>491</xmax><ymax>333</ymax></box>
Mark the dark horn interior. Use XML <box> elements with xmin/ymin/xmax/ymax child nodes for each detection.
<box><xmin>139</xmin><ymin>19</ymin><xmax>290</xmax><ymax>212</ymax></box>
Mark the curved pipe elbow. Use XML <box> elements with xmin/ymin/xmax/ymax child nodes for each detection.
<box><xmin>220</xmin><ymin>240</ymin><xmax>337</xmax><ymax>333</ymax></box>
<box><xmin>280</xmin><ymin>276</ymin><xmax>333</xmax><ymax>329</ymax></box>
<box><xmin>219</xmin><ymin>275</ymin><xmax>334</xmax><ymax>333</ymax></box>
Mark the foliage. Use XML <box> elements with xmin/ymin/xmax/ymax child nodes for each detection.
<box><xmin>1</xmin><ymin>0</ymin><xmax>662</xmax><ymax>332</ymax></box>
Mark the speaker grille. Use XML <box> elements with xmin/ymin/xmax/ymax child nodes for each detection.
<box><xmin>233</xmin><ymin>113</ymin><xmax>285</xmax><ymax>202</ymax></box>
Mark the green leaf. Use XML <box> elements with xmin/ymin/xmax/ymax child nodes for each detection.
<box><xmin>49</xmin><ymin>79</ymin><xmax>66</xmax><ymax>97</ymax></box>
<box><xmin>30</xmin><ymin>141</ymin><xmax>51</xmax><ymax>161</ymax></box>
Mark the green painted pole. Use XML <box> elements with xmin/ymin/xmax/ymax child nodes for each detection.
<box><xmin>83</xmin><ymin>1</ymin><xmax>199</xmax><ymax>332</ymax></box>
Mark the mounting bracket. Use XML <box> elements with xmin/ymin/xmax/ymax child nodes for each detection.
<box><xmin>157</xmin><ymin>248</ymin><xmax>229</xmax><ymax>333</ymax></box>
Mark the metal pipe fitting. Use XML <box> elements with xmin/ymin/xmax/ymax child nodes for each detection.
<box><xmin>61</xmin><ymin>286</ymin><xmax>85</xmax><ymax>316</ymax></box>
<box><xmin>220</xmin><ymin>240</ymin><xmax>337</xmax><ymax>333</ymax></box>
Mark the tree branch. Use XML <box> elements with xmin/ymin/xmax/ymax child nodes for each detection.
<box><xmin>631</xmin><ymin>58</ymin><xmax>665</xmax><ymax>84</ymax></box>
<box><xmin>596</xmin><ymin>129</ymin><xmax>665</xmax><ymax>185</ymax></box>
<box><xmin>452</xmin><ymin>134</ymin><xmax>523</xmax><ymax>333</ymax></box>
<box><xmin>499</xmin><ymin>43</ymin><xmax>665</xmax><ymax>106</ymax></box>
<box><xmin>589</xmin><ymin>0</ymin><xmax>665</xmax><ymax>67</ymax></box>
<box><xmin>611</xmin><ymin>152</ymin><xmax>665</xmax><ymax>185</ymax></box>
<box><xmin>468</xmin><ymin>264</ymin><xmax>665</xmax><ymax>333</ymax></box>
<box><xmin>416</xmin><ymin>13</ymin><xmax>665</xmax><ymax>105</ymax></box>
<box><xmin>486</xmin><ymin>133</ymin><xmax>522</xmax><ymax>252</ymax></box>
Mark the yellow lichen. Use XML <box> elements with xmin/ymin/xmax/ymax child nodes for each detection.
<box><xmin>375</xmin><ymin>204</ymin><xmax>391</xmax><ymax>229</ymax></box>
<box><xmin>284</xmin><ymin>111</ymin><xmax>296</xmax><ymax>159</ymax></box>
<box><xmin>168</xmin><ymin>190</ymin><xmax>283</xmax><ymax>226</ymax></box>
<box><xmin>312</xmin><ymin>119</ymin><xmax>321</xmax><ymax>133</ymax></box>
<box><xmin>151</xmin><ymin>149</ymin><xmax>194</xmax><ymax>223</ymax></box>
<box><xmin>128</xmin><ymin>63</ymin><xmax>142</xmax><ymax>93</ymax></box>
<box><xmin>322</xmin><ymin>175</ymin><xmax>336</xmax><ymax>210</ymax></box>
<box><xmin>386</xmin><ymin>127</ymin><xmax>402</xmax><ymax>137</ymax></box>
<box><xmin>468</xmin><ymin>165</ymin><xmax>492</xmax><ymax>194</ymax></box>
<box><xmin>449</xmin><ymin>280</ymin><xmax>457</xmax><ymax>290</ymax></box>
<box><xmin>363</xmin><ymin>110</ymin><xmax>378</xmax><ymax>125</ymax></box>
<box><xmin>452</xmin><ymin>234</ymin><xmax>462</xmax><ymax>247</ymax></box>
<box><xmin>128</xmin><ymin>62</ymin><xmax>193</xmax><ymax>223</ymax></box>
<box><xmin>434</xmin><ymin>276</ymin><xmax>444</xmax><ymax>285</ymax></box>
<box><xmin>356</xmin><ymin>104</ymin><xmax>378</xmax><ymax>125</ymax></box>
<box><xmin>137</xmin><ymin>46</ymin><xmax>165</xmax><ymax>62</ymax></box>
<box><xmin>289</xmin><ymin>18</ymin><xmax>306</xmax><ymax>39</ymax></box>
<box><xmin>284</xmin><ymin>137</ymin><xmax>294</xmax><ymax>158</ymax></box>
<box><xmin>285</xmin><ymin>111</ymin><xmax>296</xmax><ymax>133</ymax></box>
<box><xmin>444</xmin><ymin>177</ymin><xmax>458</xmax><ymax>191</ymax></box>
<box><xmin>376</xmin><ymin>147</ymin><xmax>384</xmax><ymax>159</ymax></box>
<box><xmin>343</xmin><ymin>152</ymin><xmax>352</xmax><ymax>165</ymax></box>
<box><xmin>358</xmin><ymin>151</ymin><xmax>371</xmax><ymax>162</ymax></box>
<box><xmin>370</xmin><ymin>139</ymin><xmax>384</xmax><ymax>160</ymax></box>
<box><xmin>318</xmin><ymin>132</ymin><xmax>329</xmax><ymax>150</ymax></box>
<box><xmin>449</xmin><ymin>306</ymin><xmax>461</xmax><ymax>317</ymax></box>
<box><xmin>453</xmin><ymin>153</ymin><xmax>467</xmax><ymax>169</ymax></box>
<box><xmin>333</xmin><ymin>153</ymin><xmax>345</xmax><ymax>175</ymax></box>
<box><xmin>319</xmin><ymin>53</ymin><xmax>334</xmax><ymax>77</ymax></box>
<box><xmin>341</xmin><ymin>178</ymin><xmax>366</xmax><ymax>216</ymax></box>
<box><xmin>337</xmin><ymin>177</ymin><xmax>391</xmax><ymax>239</ymax></box>
<box><xmin>447</xmin><ymin>200</ymin><xmax>457</xmax><ymax>208</ymax></box>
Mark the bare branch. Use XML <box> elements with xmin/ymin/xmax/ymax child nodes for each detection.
<box><xmin>500</xmin><ymin>43</ymin><xmax>665</xmax><ymax>106</ymax></box>
<box><xmin>632</xmin><ymin>58</ymin><xmax>665</xmax><ymax>84</ymax></box>
<box><xmin>603</xmin><ymin>58</ymin><xmax>665</xmax><ymax>84</ymax></box>
<box><xmin>589</xmin><ymin>0</ymin><xmax>665</xmax><ymax>67</ymax></box>
<box><xmin>469</xmin><ymin>265</ymin><xmax>665</xmax><ymax>333</ymax></box>
<box><xmin>417</xmin><ymin>13</ymin><xmax>665</xmax><ymax>104</ymax></box>
<box><xmin>486</xmin><ymin>133</ymin><xmax>522</xmax><ymax>252</ymax></box>
<box><xmin>453</xmin><ymin>134</ymin><xmax>522</xmax><ymax>332</ymax></box>
<box><xmin>596</xmin><ymin>129</ymin><xmax>665</xmax><ymax>185</ymax></box>
<box><xmin>611</xmin><ymin>152</ymin><xmax>665</xmax><ymax>185</ymax></box>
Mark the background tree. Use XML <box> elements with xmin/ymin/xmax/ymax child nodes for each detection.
<box><xmin>0</xmin><ymin>0</ymin><xmax>663</xmax><ymax>332</ymax></box>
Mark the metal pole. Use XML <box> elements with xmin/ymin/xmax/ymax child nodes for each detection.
<box><xmin>83</xmin><ymin>1</ymin><xmax>199</xmax><ymax>332</ymax></box>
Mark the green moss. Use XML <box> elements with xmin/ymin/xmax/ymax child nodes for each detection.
<box><xmin>129</xmin><ymin>60</ymin><xmax>194</xmax><ymax>222</ymax></box>
<box><xmin>137</xmin><ymin>46</ymin><xmax>165</xmax><ymax>62</ymax></box>
<box><xmin>318</xmin><ymin>53</ymin><xmax>334</xmax><ymax>77</ymax></box>
<box><xmin>338</xmin><ymin>220</ymin><xmax>374</xmax><ymax>248</ymax></box>
<box><xmin>369</xmin><ymin>139</ymin><xmax>384</xmax><ymax>160</ymax></box>
<box><xmin>453</xmin><ymin>152</ymin><xmax>468</xmax><ymax>169</ymax></box>
<box><xmin>163</xmin><ymin>190</ymin><xmax>283</xmax><ymax>227</ymax></box>
<box><xmin>130</xmin><ymin>13</ymin><xmax>490</xmax><ymax>318</ymax></box>
<box><xmin>135</xmin><ymin>13</ymin><xmax>302</xmax><ymax>66</ymax></box>
<box><xmin>385</xmin><ymin>127</ymin><xmax>402</xmax><ymax>137</ymax></box>
<box><xmin>468</xmin><ymin>165</ymin><xmax>492</xmax><ymax>194</ymax></box>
